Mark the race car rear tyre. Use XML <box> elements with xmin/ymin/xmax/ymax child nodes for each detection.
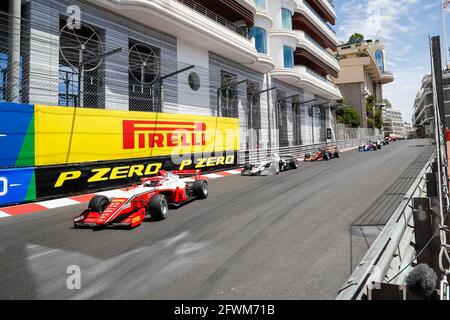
<box><xmin>290</xmin><ymin>159</ymin><xmax>298</xmax><ymax>169</ymax></box>
<box><xmin>149</xmin><ymin>194</ymin><xmax>168</xmax><ymax>221</ymax></box>
<box><xmin>193</xmin><ymin>180</ymin><xmax>208</xmax><ymax>199</ymax></box>
<box><xmin>88</xmin><ymin>195</ymin><xmax>109</xmax><ymax>213</ymax></box>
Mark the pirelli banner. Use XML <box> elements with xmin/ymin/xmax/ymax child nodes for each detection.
<box><xmin>0</xmin><ymin>103</ymin><xmax>239</xmax><ymax>206</ymax></box>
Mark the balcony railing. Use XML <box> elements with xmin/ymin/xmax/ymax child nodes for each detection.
<box><xmin>304</xmin><ymin>33</ymin><xmax>337</xmax><ymax>60</ymax></box>
<box><xmin>303</xmin><ymin>0</ymin><xmax>336</xmax><ymax>34</ymax></box>
<box><xmin>177</xmin><ymin>0</ymin><xmax>252</xmax><ymax>39</ymax></box>
<box><xmin>304</xmin><ymin>66</ymin><xmax>339</xmax><ymax>89</ymax></box>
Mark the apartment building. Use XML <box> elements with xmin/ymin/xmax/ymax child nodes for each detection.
<box><xmin>1</xmin><ymin>0</ymin><xmax>341</xmax><ymax>151</ymax></box>
<box><xmin>333</xmin><ymin>39</ymin><xmax>394</xmax><ymax>127</ymax></box>
<box><xmin>412</xmin><ymin>71</ymin><xmax>450</xmax><ymax>138</ymax></box>
<box><xmin>383</xmin><ymin>105</ymin><xmax>405</xmax><ymax>139</ymax></box>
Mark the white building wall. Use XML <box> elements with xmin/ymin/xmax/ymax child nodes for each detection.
<box><xmin>177</xmin><ymin>39</ymin><xmax>210</xmax><ymax>115</ymax></box>
<box><xmin>104</xmin><ymin>26</ymin><xmax>129</xmax><ymax>111</ymax></box>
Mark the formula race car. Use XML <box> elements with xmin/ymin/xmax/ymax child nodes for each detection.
<box><xmin>358</xmin><ymin>141</ymin><xmax>379</xmax><ymax>152</ymax></box>
<box><xmin>241</xmin><ymin>154</ymin><xmax>298</xmax><ymax>176</ymax></box>
<box><xmin>73</xmin><ymin>170</ymin><xmax>208</xmax><ymax>229</ymax></box>
<box><xmin>279</xmin><ymin>155</ymin><xmax>299</xmax><ymax>171</ymax></box>
<box><xmin>304</xmin><ymin>147</ymin><xmax>340</xmax><ymax>161</ymax></box>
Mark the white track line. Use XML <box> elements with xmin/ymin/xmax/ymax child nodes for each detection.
<box><xmin>0</xmin><ymin>210</ymin><xmax>11</xmax><ymax>218</ymax></box>
<box><xmin>36</xmin><ymin>198</ymin><xmax>80</xmax><ymax>209</ymax></box>
<box><xmin>203</xmin><ymin>173</ymin><xmax>223</xmax><ymax>179</ymax></box>
<box><xmin>224</xmin><ymin>170</ymin><xmax>242</xmax><ymax>175</ymax></box>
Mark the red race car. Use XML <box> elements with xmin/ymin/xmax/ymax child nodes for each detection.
<box><xmin>73</xmin><ymin>170</ymin><xmax>208</xmax><ymax>229</ymax></box>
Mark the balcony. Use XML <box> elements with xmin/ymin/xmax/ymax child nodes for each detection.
<box><xmin>270</xmin><ymin>65</ymin><xmax>341</xmax><ymax>100</ymax></box>
<box><xmin>305</xmin><ymin>0</ymin><xmax>337</xmax><ymax>25</ymax></box>
<box><xmin>177</xmin><ymin>0</ymin><xmax>253</xmax><ymax>39</ymax></box>
<box><xmin>91</xmin><ymin>0</ymin><xmax>259</xmax><ymax>67</ymax></box>
<box><xmin>380</xmin><ymin>70</ymin><xmax>394</xmax><ymax>84</ymax></box>
<box><xmin>297</xmin><ymin>0</ymin><xmax>337</xmax><ymax>39</ymax></box>
<box><xmin>294</xmin><ymin>30</ymin><xmax>340</xmax><ymax>77</ymax></box>
<box><xmin>293</xmin><ymin>1</ymin><xmax>338</xmax><ymax>51</ymax></box>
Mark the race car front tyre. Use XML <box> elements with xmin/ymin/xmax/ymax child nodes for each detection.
<box><xmin>193</xmin><ymin>180</ymin><xmax>208</xmax><ymax>199</ymax></box>
<box><xmin>149</xmin><ymin>194</ymin><xmax>169</xmax><ymax>221</ymax></box>
<box><xmin>88</xmin><ymin>195</ymin><xmax>110</xmax><ymax>214</ymax></box>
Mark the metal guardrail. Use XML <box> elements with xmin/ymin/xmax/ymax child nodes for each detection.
<box><xmin>238</xmin><ymin>136</ymin><xmax>379</xmax><ymax>165</ymax></box>
<box><xmin>336</xmin><ymin>153</ymin><xmax>434</xmax><ymax>300</ymax></box>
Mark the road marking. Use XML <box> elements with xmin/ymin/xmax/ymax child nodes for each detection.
<box><xmin>0</xmin><ymin>210</ymin><xmax>11</xmax><ymax>218</ymax></box>
<box><xmin>28</xmin><ymin>248</ymin><xmax>58</xmax><ymax>260</ymax></box>
<box><xmin>203</xmin><ymin>173</ymin><xmax>223</xmax><ymax>179</ymax></box>
<box><xmin>36</xmin><ymin>198</ymin><xmax>80</xmax><ymax>209</ymax></box>
<box><xmin>224</xmin><ymin>170</ymin><xmax>242</xmax><ymax>175</ymax></box>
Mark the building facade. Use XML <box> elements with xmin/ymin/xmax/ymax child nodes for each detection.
<box><xmin>333</xmin><ymin>40</ymin><xmax>394</xmax><ymax>128</ymax></box>
<box><xmin>383</xmin><ymin>105</ymin><xmax>405</xmax><ymax>139</ymax></box>
<box><xmin>403</xmin><ymin>122</ymin><xmax>414</xmax><ymax>139</ymax></box>
<box><xmin>1</xmin><ymin>0</ymin><xmax>342</xmax><ymax>153</ymax></box>
<box><xmin>412</xmin><ymin>71</ymin><xmax>450</xmax><ymax>138</ymax></box>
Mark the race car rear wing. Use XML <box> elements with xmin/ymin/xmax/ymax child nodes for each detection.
<box><xmin>171</xmin><ymin>169</ymin><xmax>202</xmax><ymax>179</ymax></box>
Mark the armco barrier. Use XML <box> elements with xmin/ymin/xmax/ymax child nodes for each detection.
<box><xmin>336</xmin><ymin>154</ymin><xmax>433</xmax><ymax>300</ymax></box>
<box><xmin>238</xmin><ymin>136</ymin><xmax>381</xmax><ymax>164</ymax></box>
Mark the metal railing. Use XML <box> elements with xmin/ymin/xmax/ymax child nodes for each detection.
<box><xmin>305</xmin><ymin>66</ymin><xmax>340</xmax><ymax>89</ymax></box>
<box><xmin>304</xmin><ymin>33</ymin><xmax>338</xmax><ymax>61</ymax></box>
<box><xmin>336</xmin><ymin>154</ymin><xmax>434</xmax><ymax>300</ymax></box>
<box><xmin>302</xmin><ymin>0</ymin><xmax>336</xmax><ymax>34</ymax></box>
<box><xmin>176</xmin><ymin>0</ymin><xmax>252</xmax><ymax>39</ymax></box>
<box><xmin>238</xmin><ymin>135</ymin><xmax>382</xmax><ymax>165</ymax></box>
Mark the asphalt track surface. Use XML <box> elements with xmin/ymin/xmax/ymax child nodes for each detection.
<box><xmin>0</xmin><ymin>139</ymin><xmax>433</xmax><ymax>299</ymax></box>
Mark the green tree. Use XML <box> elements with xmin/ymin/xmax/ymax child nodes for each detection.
<box><xmin>383</xmin><ymin>99</ymin><xmax>392</xmax><ymax>108</ymax></box>
<box><xmin>366</xmin><ymin>95</ymin><xmax>375</xmax><ymax>119</ymax></box>
<box><xmin>336</xmin><ymin>107</ymin><xmax>360</xmax><ymax>128</ymax></box>
<box><xmin>374</xmin><ymin>110</ymin><xmax>383</xmax><ymax>129</ymax></box>
<box><xmin>367</xmin><ymin>118</ymin><xmax>375</xmax><ymax>128</ymax></box>
<box><xmin>348</xmin><ymin>33</ymin><xmax>364</xmax><ymax>45</ymax></box>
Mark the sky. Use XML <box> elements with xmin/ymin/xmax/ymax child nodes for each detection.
<box><xmin>334</xmin><ymin>0</ymin><xmax>446</xmax><ymax>124</ymax></box>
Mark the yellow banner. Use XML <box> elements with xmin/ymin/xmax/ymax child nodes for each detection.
<box><xmin>34</xmin><ymin>105</ymin><xmax>240</xmax><ymax>166</ymax></box>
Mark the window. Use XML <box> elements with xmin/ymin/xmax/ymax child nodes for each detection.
<box><xmin>292</xmin><ymin>97</ymin><xmax>302</xmax><ymax>146</ymax></box>
<box><xmin>250</xmin><ymin>27</ymin><xmax>267</xmax><ymax>54</ymax></box>
<box><xmin>283</xmin><ymin>46</ymin><xmax>294</xmax><ymax>69</ymax></box>
<box><xmin>281</xmin><ymin>8</ymin><xmax>293</xmax><ymax>30</ymax></box>
<box><xmin>59</xmin><ymin>18</ymin><xmax>105</xmax><ymax>108</ymax></box>
<box><xmin>220</xmin><ymin>70</ymin><xmax>238</xmax><ymax>118</ymax></box>
<box><xmin>375</xmin><ymin>50</ymin><xmax>384</xmax><ymax>71</ymax></box>
<box><xmin>128</xmin><ymin>40</ymin><xmax>161</xmax><ymax>112</ymax></box>
<box><xmin>276</xmin><ymin>90</ymin><xmax>289</xmax><ymax>147</ymax></box>
<box><xmin>247</xmin><ymin>81</ymin><xmax>261</xmax><ymax>148</ymax></box>
<box><xmin>254</xmin><ymin>0</ymin><xmax>266</xmax><ymax>9</ymax></box>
